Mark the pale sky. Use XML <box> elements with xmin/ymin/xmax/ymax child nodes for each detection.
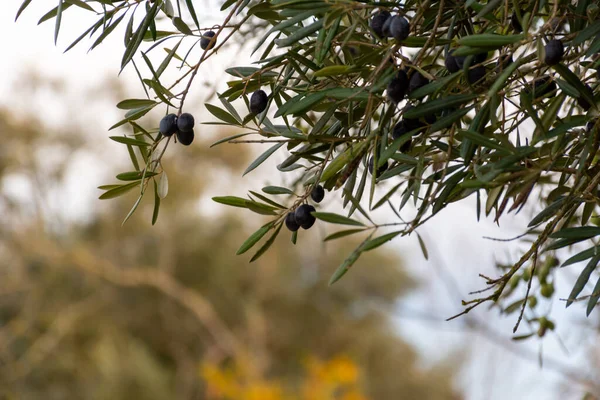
<box><xmin>1</xmin><ymin>2</ymin><xmax>598</xmax><ymax>399</ymax></box>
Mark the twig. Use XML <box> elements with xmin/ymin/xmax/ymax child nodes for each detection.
<box><xmin>513</xmin><ymin>250</ymin><xmax>537</xmax><ymax>333</ymax></box>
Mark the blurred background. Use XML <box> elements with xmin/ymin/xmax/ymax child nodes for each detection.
<box><xmin>0</xmin><ymin>2</ymin><xmax>599</xmax><ymax>399</ymax></box>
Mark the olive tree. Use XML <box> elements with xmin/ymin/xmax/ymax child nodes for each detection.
<box><xmin>15</xmin><ymin>0</ymin><xmax>600</xmax><ymax>337</ymax></box>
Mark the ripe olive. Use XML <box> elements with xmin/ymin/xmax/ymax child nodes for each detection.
<box><xmin>387</xmin><ymin>70</ymin><xmax>409</xmax><ymax>103</ymax></box>
<box><xmin>467</xmin><ymin>65</ymin><xmax>486</xmax><ymax>85</ymax></box>
<box><xmin>445</xmin><ymin>50</ymin><xmax>460</xmax><ymax>73</ymax></box>
<box><xmin>370</xmin><ymin>11</ymin><xmax>391</xmax><ymax>38</ymax></box>
<box><xmin>159</xmin><ymin>113</ymin><xmax>178</xmax><ymax>137</ymax></box>
<box><xmin>176</xmin><ymin>129</ymin><xmax>194</xmax><ymax>146</ymax></box>
<box><xmin>392</xmin><ymin>121</ymin><xmax>412</xmax><ymax>152</ymax></box>
<box><xmin>295</xmin><ymin>204</ymin><xmax>316</xmax><ymax>229</ymax></box>
<box><xmin>177</xmin><ymin>113</ymin><xmax>195</xmax><ymax>132</ymax></box>
<box><xmin>285</xmin><ymin>212</ymin><xmax>300</xmax><ymax>232</ymax></box>
<box><xmin>408</xmin><ymin>70</ymin><xmax>429</xmax><ymax>93</ymax></box>
<box><xmin>544</xmin><ymin>39</ymin><xmax>564</xmax><ymax>66</ymax></box>
<box><xmin>201</xmin><ymin>31</ymin><xmax>216</xmax><ymax>50</ymax></box>
<box><xmin>250</xmin><ymin>90</ymin><xmax>268</xmax><ymax>115</ymax></box>
<box><xmin>390</xmin><ymin>16</ymin><xmax>410</xmax><ymax>42</ymax></box>
<box><xmin>511</xmin><ymin>11</ymin><xmax>523</xmax><ymax>33</ymax></box>
<box><xmin>311</xmin><ymin>185</ymin><xmax>325</xmax><ymax>203</ymax></box>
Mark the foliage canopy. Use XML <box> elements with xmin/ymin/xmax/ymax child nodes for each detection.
<box><xmin>15</xmin><ymin>0</ymin><xmax>600</xmax><ymax>334</ymax></box>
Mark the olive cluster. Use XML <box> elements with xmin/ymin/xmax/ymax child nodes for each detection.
<box><xmin>285</xmin><ymin>185</ymin><xmax>325</xmax><ymax>232</ymax></box>
<box><xmin>370</xmin><ymin>11</ymin><xmax>410</xmax><ymax>42</ymax></box>
<box><xmin>369</xmin><ymin>4</ymin><xmax>600</xmax><ymax>175</ymax></box>
<box><xmin>159</xmin><ymin>112</ymin><xmax>195</xmax><ymax>145</ymax></box>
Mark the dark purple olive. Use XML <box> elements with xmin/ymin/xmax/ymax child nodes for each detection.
<box><xmin>392</xmin><ymin>121</ymin><xmax>412</xmax><ymax>152</ymax></box>
<box><xmin>474</xmin><ymin>52</ymin><xmax>488</xmax><ymax>64</ymax></box>
<box><xmin>250</xmin><ymin>90</ymin><xmax>268</xmax><ymax>114</ymax></box>
<box><xmin>445</xmin><ymin>50</ymin><xmax>460</xmax><ymax>73</ymax></box>
<box><xmin>387</xmin><ymin>70</ymin><xmax>409</xmax><ymax>103</ymax></box>
<box><xmin>285</xmin><ymin>212</ymin><xmax>300</xmax><ymax>232</ymax></box>
<box><xmin>544</xmin><ymin>40</ymin><xmax>564</xmax><ymax>66</ymax></box>
<box><xmin>201</xmin><ymin>31</ymin><xmax>216</xmax><ymax>50</ymax></box>
<box><xmin>295</xmin><ymin>204</ymin><xmax>316</xmax><ymax>229</ymax></box>
<box><xmin>408</xmin><ymin>70</ymin><xmax>429</xmax><ymax>93</ymax></box>
<box><xmin>176</xmin><ymin>129</ymin><xmax>194</xmax><ymax>146</ymax></box>
<box><xmin>454</xmin><ymin>54</ymin><xmax>467</xmax><ymax>69</ymax></box>
<box><xmin>402</xmin><ymin>105</ymin><xmax>426</xmax><ymax>133</ymax></box>
<box><xmin>370</xmin><ymin>11</ymin><xmax>391</xmax><ymax>38</ymax></box>
<box><xmin>400</xmin><ymin>137</ymin><xmax>412</xmax><ymax>152</ymax></box>
<box><xmin>392</xmin><ymin>120</ymin><xmax>408</xmax><ymax>140</ymax></box>
<box><xmin>310</xmin><ymin>185</ymin><xmax>325</xmax><ymax>203</ymax></box>
<box><xmin>159</xmin><ymin>114</ymin><xmax>178</xmax><ymax>137</ymax></box>
<box><xmin>511</xmin><ymin>11</ymin><xmax>523</xmax><ymax>33</ymax></box>
<box><xmin>382</xmin><ymin>15</ymin><xmax>394</xmax><ymax>37</ymax></box>
<box><xmin>390</xmin><ymin>16</ymin><xmax>410</xmax><ymax>42</ymax></box>
<box><xmin>177</xmin><ymin>113</ymin><xmax>195</xmax><ymax>132</ymax></box>
<box><xmin>467</xmin><ymin>66</ymin><xmax>486</xmax><ymax>85</ymax></box>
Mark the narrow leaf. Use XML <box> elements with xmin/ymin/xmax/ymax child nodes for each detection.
<box><xmin>262</xmin><ymin>186</ymin><xmax>294</xmax><ymax>195</ymax></box>
<box><xmin>324</xmin><ymin>228</ymin><xmax>367</xmax><ymax>242</ymax></box>
<box><xmin>110</xmin><ymin>136</ymin><xmax>151</xmax><ymax>146</ymax></box>
<box><xmin>55</xmin><ymin>0</ymin><xmax>64</xmax><ymax>44</ymax></box>
<box><xmin>329</xmin><ymin>236</ymin><xmax>370</xmax><ymax>286</ymax></box>
<box><xmin>250</xmin><ymin>223</ymin><xmax>283</xmax><ymax>262</ymax></box>
<box><xmin>117</xmin><ymin>99</ymin><xmax>157</xmax><ymax>109</ymax></box>
<box><xmin>586</xmin><ymin>276</ymin><xmax>600</xmax><ymax>316</ymax></box>
<box><xmin>566</xmin><ymin>254</ymin><xmax>600</xmax><ymax>308</ymax></box>
<box><xmin>362</xmin><ymin>231</ymin><xmax>402</xmax><ymax>252</ymax></box>
<box><xmin>237</xmin><ymin>224</ymin><xmax>271</xmax><ymax>255</ymax></box>
<box><xmin>243</xmin><ymin>143</ymin><xmax>285</xmax><ymax>176</ymax></box>
<box><xmin>15</xmin><ymin>0</ymin><xmax>34</xmax><ymax>21</ymax></box>
<box><xmin>184</xmin><ymin>0</ymin><xmax>200</xmax><ymax>31</ymax></box>
<box><xmin>205</xmin><ymin>103</ymin><xmax>241</xmax><ymax>125</ymax></box>
<box><xmin>550</xmin><ymin>226</ymin><xmax>600</xmax><ymax>240</ymax></box>
<box><xmin>212</xmin><ymin>196</ymin><xmax>249</xmax><ymax>208</ymax></box>
<box><xmin>122</xmin><ymin>196</ymin><xmax>143</xmax><ymax>225</ymax></box>
<box><xmin>311</xmin><ymin>212</ymin><xmax>364</xmax><ymax>226</ymax></box>
<box><xmin>99</xmin><ymin>182</ymin><xmax>139</xmax><ymax>200</ymax></box>
<box><xmin>417</xmin><ymin>233</ymin><xmax>429</xmax><ymax>260</ymax></box>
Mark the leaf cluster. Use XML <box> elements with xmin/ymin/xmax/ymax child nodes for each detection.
<box><xmin>17</xmin><ymin>0</ymin><xmax>600</xmax><ymax>328</ymax></box>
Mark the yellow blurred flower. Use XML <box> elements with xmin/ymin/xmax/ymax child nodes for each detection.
<box><xmin>325</xmin><ymin>356</ymin><xmax>359</xmax><ymax>385</ymax></box>
<box><xmin>200</xmin><ymin>362</ymin><xmax>241</xmax><ymax>399</ymax></box>
<box><xmin>245</xmin><ymin>382</ymin><xmax>284</xmax><ymax>400</ymax></box>
<box><xmin>201</xmin><ymin>354</ymin><xmax>368</xmax><ymax>400</ymax></box>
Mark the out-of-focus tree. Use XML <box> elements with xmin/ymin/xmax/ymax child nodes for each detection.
<box><xmin>0</xmin><ymin>98</ymin><xmax>460</xmax><ymax>400</ymax></box>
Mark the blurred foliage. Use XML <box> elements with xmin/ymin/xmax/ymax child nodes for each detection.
<box><xmin>0</xmin><ymin>103</ymin><xmax>461</xmax><ymax>399</ymax></box>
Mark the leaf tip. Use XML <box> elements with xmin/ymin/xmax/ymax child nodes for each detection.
<box><xmin>328</xmin><ymin>269</ymin><xmax>346</xmax><ymax>286</ymax></box>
